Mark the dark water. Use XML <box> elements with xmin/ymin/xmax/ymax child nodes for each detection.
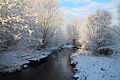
<box><xmin>0</xmin><ymin>49</ymin><xmax>75</xmax><ymax>80</ymax></box>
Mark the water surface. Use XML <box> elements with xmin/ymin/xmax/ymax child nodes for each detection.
<box><xmin>0</xmin><ymin>49</ymin><xmax>75</xmax><ymax>80</ymax></box>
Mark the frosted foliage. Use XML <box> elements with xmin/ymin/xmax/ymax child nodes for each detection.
<box><xmin>34</xmin><ymin>0</ymin><xmax>64</xmax><ymax>48</ymax></box>
<box><xmin>0</xmin><ymin>0</ymin><xmax>25</xmax><ymax>52</ymax></box>
<box><xmin>0</xmin><ymin>0</ymin><xmax>64</xmax><ymax>51</ymax></box>
<box><xmin>0</xmin><ymin>0</ymin><xmax>40</xmax><ymax>51</ymax></box>
<box><xmin>83</xmin><ymin>9</ymin><xmax>113</xmax><ymax>52</ymax></box>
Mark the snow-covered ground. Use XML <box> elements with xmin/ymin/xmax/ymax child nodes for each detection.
<box><xmin>0</xmin><ymin>49</ymin><xmax>51</xmax><ymax>73</ymax></box>
<box><xmin>70</xmin><ymin>49</ymin><xmax>120</xmax><ymax>80</ymax></box>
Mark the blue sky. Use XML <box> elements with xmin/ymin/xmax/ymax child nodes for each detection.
<box><xmin>58</xmin><ymin>0</ymin><xmax>118</xmax><ymax>24</ymax></box>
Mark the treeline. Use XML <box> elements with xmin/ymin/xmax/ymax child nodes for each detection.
<box><xmin>0</xmin><ymin>0</ymin><xmax>120</xmax><ymax>56</ymax></box>
<box><xmin>0</xmin><ymin>0</ymin><xmax>64</xmax><ymax>53</ymax></box>
<box><xmin>66</xmin><ymin>9</ymin><xmax>120</xmax><ymax>55</ymax></box>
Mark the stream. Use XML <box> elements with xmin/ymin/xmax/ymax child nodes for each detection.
<box><xmin>0</xmin><ymin>49</ymin><xmax>76</xmax><ymax>80</ymax></box>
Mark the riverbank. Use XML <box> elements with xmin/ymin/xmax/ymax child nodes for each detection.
<box><xmin>0</xmin><ymin>49</ymin><xmax>52</xmax><ymax>73</ymax></box>
<box><xmin>0</xmin><ymin>49</ymin><xmax>74</xmax><ymax>80</ymax></box>
<box><xmin>70</xmin><ymin>49</ymin><xmax>120</xmax><ymax>80</ymax></box>
<box><xmin>0</xmin><ymin>45</ymin><xmax>73</xmax><ymax>73</ymax></box>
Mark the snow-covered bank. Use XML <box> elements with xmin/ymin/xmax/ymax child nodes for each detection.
<box><xmin>0</xmin><ymin>49</ymin><xmax>51</xmax><ymax>73</ymax></box>
<box><xmin>70</xmin><ymin>49</ymin><xmax>120</xmax><ymax>80</ymax></box>
<box><xmin>62</xmin><ymin>45</ymin><xmax>73</xmax><ymax>49</ymax></box>
<box><xmin>0</xmin><ymin>45</ymin><xmax>73</xmax><ymax>73</ymax></box>
<box><xmin>46</xmin><ymin>45</ymin><xmax>73</xmax><ymax>50</ymax></box>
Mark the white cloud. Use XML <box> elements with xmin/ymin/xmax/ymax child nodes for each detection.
<box><xmin>59</xmin><ymin>0</ymin><xmax>117</xmax><ymax>24</ymax></box>
<box><xmin>73</xmin><ymin>2</ymin><xmax>100</xmax><ymax>13</ymax></box>
<box><xmin>110</xmin><ymin>8</ymin><xmax>118</xmax><ymax>25</ymax></box>
<box><xmin>59</xmin><ymin>7</ymin><xmax>87</xmax><ymax>22</ymax></box>
<box><xmin>104</xmin><ymin>2</ymin><xmax>114</xmax><ymax>9</ymax></box>
<box><xmin>59</xmin><ymin>0</ymin><xmax>91</xmax><ymax>4</ymax></box>
<box><xmin>59</xmin><ymin>2</ymin><xmax>101</xmax><ymax>20</ymax></box>
<box><xmin>60</xmin><ymin>7</ymin><xmax>77</xmax><ymax>17</ymax></box>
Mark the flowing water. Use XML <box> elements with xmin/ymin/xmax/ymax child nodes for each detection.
<box><xmin>0</xmin><ymin>49</ymin><xmax>75</xmax><ymax>80</ymax></box>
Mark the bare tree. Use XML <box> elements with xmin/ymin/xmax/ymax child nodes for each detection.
<box><xmin>66</xmin><ymin>18</ymin><xmax>81</xmax><ymax>47</ymax></box>
<box><xmin>84</xmin><ymin>9</ymin><xmax>114</xmax><ymax>55</ymax></box>
<box><xmin>34</xmin><ymin>0</ymin><xmax>64</xmax><ymax>49</ymax></box>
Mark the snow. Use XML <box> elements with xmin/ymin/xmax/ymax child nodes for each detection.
<box><xmin>46</xmin><ymin>47</ymin><xmax>59</xmax><ymax>51</ymax></box>
<box><xmin>0</xmin><ymin>49</ymin><xmax>51</xmax><ymax>73</ymax></box>
<box><xmin>62</xmin><ymin>45</ymin><xmax>73</xmax><ymax>48</ymax></box>
<box><xmin>70</xmin><ymin>49</ymin><xmax>120</xmax><ymax>80</ymax></box>
<box><xmin>46</xmin><ymin>45</ymin><xmax>73</xmax><ymax>51</ymax></box>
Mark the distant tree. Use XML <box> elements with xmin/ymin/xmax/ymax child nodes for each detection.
<box><xmin>84</xmin><ymin>9</ymin><xmax>114</xmax><ymax>55</ymax></box>
<box><xmin>66</xmin><ymin>18</ymin><xmax>81</xmax><ymax>47</ymax></box>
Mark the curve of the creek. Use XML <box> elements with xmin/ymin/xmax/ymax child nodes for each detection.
<box><xmin>0</xmin><ymin>49</ymin><xmax>76</xmax><ymax>80</ymax></box>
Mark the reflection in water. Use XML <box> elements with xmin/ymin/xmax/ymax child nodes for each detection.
<box><xmin>0</xmin><ymin>49</ymin><xmax>75</xmax><ymax>80</ymax></box>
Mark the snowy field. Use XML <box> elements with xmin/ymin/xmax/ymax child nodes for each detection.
<box><xmin>0</xmin><ymin>49</ymin><xmax>51</xmax><ymax>73</ymax></box>
<box><xmin>70</xmin><ymin>49</ymin><xmax>120</xmax><ymax>80</ymax></box>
